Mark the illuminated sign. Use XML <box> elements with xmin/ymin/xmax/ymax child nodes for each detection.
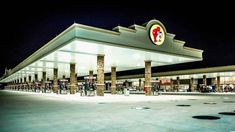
<box><xmin>150</xmin><ymin>24</ymin><xmax>165</xmax><ymax>45</ymax></box>
<box><xmin>160</xmin><ymin>79</ymin><xmax>171</xmax><ymax>85</ymax></box>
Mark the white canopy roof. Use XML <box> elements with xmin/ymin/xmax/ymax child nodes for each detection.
<box><xmin>1</xmin><ymin>20</ymin><xmax>203</xmax><ymax>83</ymax></box>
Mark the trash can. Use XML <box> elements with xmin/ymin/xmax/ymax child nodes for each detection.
<box><xmin>80</xmin><ymin>90</ymin><xmax>85</xmax><ymax>96</ymax></box>
<box><xmin>154</xmin><ymin>91</ymin><xmax>158</xmax><ymax>96</ymax></box>
<box><xmin>124</xmin><ymin>88</ymin><xmax>130</xmax><ymax>96</ymax></box>
<box><xmin>158</xmin><ymin>91</ymin><xmax>162</xmax><ymax>95</ymax></box>
<box><xmin>88</xmin><ymin>89</ymin><xmax>94</xmax><ymax>96</ymax></box>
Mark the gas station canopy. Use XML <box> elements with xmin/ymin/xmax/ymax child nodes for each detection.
<box><xmin>0</xmin><ymin>19</ymin><xmax>203</xmax><ymax>82</ymax></box>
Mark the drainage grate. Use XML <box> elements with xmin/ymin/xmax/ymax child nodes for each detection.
<box><xmin>188</xmin><ymin>99</ymin><xmax>197</xmax><ymax>100</ymax></box>
<box><xmin>98</xmin><ymin>102</ymin><xmax>106</xmax><ymax>104</ymax></box>
<box><xmin>134</xmin><ymin>107</ymin><xmax>150</xmax><ymax>110</ymax></box>
<box><xmin>192</xmin><ymin>115</ymin><xmax>220</xmax><ymax>120</ymax></box>
<box><xmin>170</xmin><ymin>100</ymin><xmax>178</xmax><ymax>102</ymax></box>
<box><xmin>218</xmin><ymin>112</ymin><xmax>235</xmax><ymax>115</ymax></box>
<box><xmin>204</xmin><ymin>102</ymin><xmax>217</xmax><ymax>104</ymax></box>
<box><xmin>223</xmin><ymin>101</ymin><xmax>235</xmax><ymax>103</ymax></box>
<box><xmin>176</xmin><ymin>105</ymin><xmax>191</xmax><ymax>107</ymax></box>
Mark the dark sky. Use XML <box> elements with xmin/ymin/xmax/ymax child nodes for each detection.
<box><xmin>1</xmin><ymin>1</ymin><xmax>235</xmax><ymax>76</ymax></box>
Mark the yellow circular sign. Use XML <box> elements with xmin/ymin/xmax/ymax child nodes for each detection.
<box><xmin>150</xmin><ymin>24</ymin><xmax>165</xmax><ymax>45</ymax></box>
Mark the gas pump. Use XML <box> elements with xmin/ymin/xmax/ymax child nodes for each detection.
<box><xmin>14</xmin><ymin>84</ymin><xmax>17</xmax><ymax>91</ymax></box>
<box><xmin>28</xmin><ymin>83</ymin><xmax>33</xmax><ymax>92</ymax></box>
<box><xmin>19</xmin><ymin>84</ymin><xmax>22</xmax><ymax>91</ymax></box>
<box><xmin>32</xmin><ymin>81</ymin><xmax>35</xmax><ymax>92</ymax></box>
<box><xmin>45</xmin><ymin>80</ymin><xmax>52</xmax><ymax>93</ymax></box>
<box><xmin>35</xmin><ymin>82</ymin><xmax>41</xmax><ymax>93</ymax></box>
<box><xmin>151</xmin><ymin>80</ymin><xmax>160</xmax><ymax>95</ymax></box>
<box><xmin>84</xmin><ymin>76</ymin><xmax>96</xmax><ymax>96</ymax></box>
<box><xmin>84</xmin><ymin>77</ymin><xmax>89</xmax><ymax>96</ymax></box>
<box><xmin>116</xmin><ymin>82</ymin><xmax>124</xmax><ymax>94</ymax></box>
<box><xmin>17</xmin><ymin>84</ymin><xmax>20</xmax><ymax>91</ymax></box>
<box><xmin>77</xmin><ymin>82</ymin><xmax>84</xmax><ymax>96</ymax></box>
<box><xmin>22</xmin><ymin>83</ymin><xmax>26</xmax><ymax>91</ymax></box>
<box><xmin>25</xmin><ymin>83</ymin><xmax>29</xmax><ymax>92</ymax></box>
<box><xmin>77</xmin><ymin>83</ymin><xmax>82</xmax><ymax>92</ymax></box>
<box><xmin>59</xmin><ymin>79</ymin><xmax>68</xmax><ymax>94</ymax></box>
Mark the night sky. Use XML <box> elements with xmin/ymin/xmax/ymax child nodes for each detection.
<box><xmin>1</xmin><ymin>1</ymin><xmax>235</xmax><ymax>76</ymax></box>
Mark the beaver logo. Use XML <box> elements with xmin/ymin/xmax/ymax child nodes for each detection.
<box><xmin>150</xmin><ymin>24</ymin><xmax>165</xmax><ymax>45</ymax></box>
